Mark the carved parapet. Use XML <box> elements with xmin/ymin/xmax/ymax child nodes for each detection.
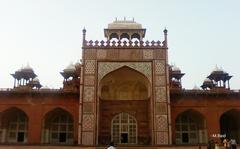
<box><xmin>83</xmin><ymin>39</ymin><xmax>167</xmax><ymax>49</ymax></box>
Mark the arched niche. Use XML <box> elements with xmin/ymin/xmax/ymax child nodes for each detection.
<box><xmin>131</xmin><ymin>33</ymin><xmax>141</xmax><ymax>40</ymax></box>
<box><xmin>175</xmin><ymin>109</ymin><xmax>208</xmax><ymax>144</ymax></box>
<box><xmin>220</xmin><ymin>109</ymin><xmax>240</xmax><ymax>143</ymax></box>
<box><xmin>109</xmin><ymin>33</ymin><xmax>119</xmax><ymax>40</ymax></box>
<box><xmin>120</xmin><ymin>33</ymin><xmax>130</xmax><ymax>40</ymax></box>
<box><xmin>99</xmin><ymin>66</ymin><xmax>150</xmax><ymax>100</ymax></box>
<box><xmin>41</xmin><ymin>108</ymin><xmax>74</xmax><ymax>144</ymax></box>
<box><xmin>0</xmin><ymin>107</ymin><xmax>28</xmax><ymax>143</ymax></box>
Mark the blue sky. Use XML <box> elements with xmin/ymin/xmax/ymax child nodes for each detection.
<box><xmin>0</xmin><ymin>0</ymin><xmax>239</xmax><ymax>89</ymax></box>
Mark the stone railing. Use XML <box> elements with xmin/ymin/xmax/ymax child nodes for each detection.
<box><xmin>83</xmin><ymin>40</ymin><xmax>167</xmax><ymax>49</ymax></box>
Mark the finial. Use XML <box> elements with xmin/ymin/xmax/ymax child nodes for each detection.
<box><xmin>164</xmin><ymin>27</ymin><xmax>168</xmax><ymax>34</ymax></box>
<box><xmin>163</xmin><ymin>27</ymin><xmax>168</xmax><ymax>48</ymax></box>
<box><xmin>82</xmin><ymin>27</ymin><xmax>86</xmax><ymax>34</ymax></box>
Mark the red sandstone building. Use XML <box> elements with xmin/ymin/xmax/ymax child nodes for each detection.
<box><xmin>0</xmin><ymin>20</ymin><xmax>239</xmax><ymax>147</ymax></box>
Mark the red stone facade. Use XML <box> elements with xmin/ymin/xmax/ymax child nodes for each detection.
<box><xmin>0</xmin><ymin>20</ymin><xmax>240</xmax><ymax>147</ymax></box>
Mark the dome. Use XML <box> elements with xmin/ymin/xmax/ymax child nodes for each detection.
<box><xmin>21</xmin><ymin>64</ymin><xmax>34</xmax><ymax>72</ymax></box>
<box><xmin>63</xmin><ymin>63</ymin><xmax>76</xmax><ymax>72</ymax></box>
<box><xmin>172</xmin><ymin>66</ymin><xmax>180</xmax><ymax>72</ymax></box>
<box><xmin>41</xmin><ymin>86</ymin><xmax>50</xmax><ymax>89</ymax></box>
<box><xmin>108</xmin><ymin>19</ymin><xmax>142</xmax><ymax>29</ymax></box>
<box><xmin>32</xmin><ymin>77</ymin><xmax>39</xmax><ymax>82</ymax></box>
<box><xmin>211</xmin><ymin>65</ymin><xmax>224</xmax><ymax>74</ymax></box>
<box><xmin>193</xmin><ymin>85</ymin><xmax>201</xmax><ymax>90</ymax></box>
<box><xmin>204</xmin><ymin>78</ymin><xmax>212</xmax><ymax>82</ymax></box>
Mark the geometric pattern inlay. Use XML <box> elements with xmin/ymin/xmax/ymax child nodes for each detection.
<box><xmin>156</xmin><ymin>131</ymin><xmax>168</xmax><ymax>145</ymax></box>
<box><xmin>98</xmin><ymin>62</ymin><xmax>152</xmax><ymax>83</ymax></box>
<box><xmin>155</xmin><ymin>75</ymin><xmax>166</xmax><ymax>86</ymax></box>
<box><xmin>84</xmin><ymin>75</ymin><xmax>95</xmax><ymax>86</ymax></box>
<box><xmin>85</xmin><ymin>60</ymin><xmax>95</xmax><ymax>74</ymax></box>
<box><xmin>156</xmin><ymin>103</ymin><xmax>167</xmax><ymax>115</ymax></box>
<box><xmin>82</xmin><ymin>132</ymin><xmax>94</xmax><ymax>145</ymax></box>
<box><xmin>83</xmin><ymin>86</ymin><xmax>94</xmax><ymax>102</ymax></box>
<box><xmin>143</xmin><ymin>50</ymin><xmax>153</xmax><ymax>59</ymax></box>
<box><xmin>82</xmin><ymin>114</ymin><xmax>94</xmax><ymax>131</ymax></box>
<box><xmin>156</xmin><ymin>115</ymin><xmax>168</xmax><ymax>131</ymax></box>
<box><xmin>155</xmin><ymin>60</ymin><xmax>165</xmax><ymax>75</ymax></box>
<box><xmin>83</xmin><ymin>103</ymin><xmax>94</xmax><ymax>113</ymax></box>
<box><xmin>85</xmin><ymin>49</ymin><xmax>96</xmax><ymax>59</ymax></box>
<box><xmin>97</xmin><ymin>49</ymin><xmax>107</xmax><ymax>59</ymax></box>
<box><xmin>155</xmin><ymin>87</ymin><xmax>166</xmax><ymax>102</ymax></box>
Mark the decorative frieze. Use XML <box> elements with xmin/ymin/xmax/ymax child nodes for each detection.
<box><xmin>98</xmin><ymin>62</ymin><xmax>152</xmax><ymax>82</ymax></box>
<box><xmin>143</xmin><ymin>50</ymin><xmax>153</xmax><ymax>59</ymax></box>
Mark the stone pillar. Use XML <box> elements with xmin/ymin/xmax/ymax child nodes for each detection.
<box><xmin>153</xmin><ymin>60</ymin><xmax>169</xmax><ymax>145</ymax></box>
<box><xmin>206</xmin><ymin>110</ymin><xmax>221</xmax><ymax>142</ymax></box>
<box><xmin>28</xmin><ymin>110</ymin><xmax>42</xmax><ymax>144</ymax></box>
<box><xmin>81</xmin><ymin>58</ymin><xmax>97</xmax><ymax>146</ymax></box>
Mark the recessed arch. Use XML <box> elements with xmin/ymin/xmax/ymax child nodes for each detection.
<box><xmin>99</xmin><ymin>66</ymin><xmax>150</xmax><ymax>100</ymax></box>
<box><xmin>41</xmin><ymin>108</ymin><xmax>74</xmax><ymax>144</ymax></box>
<box><xmin>175</xmin><ymin>109</ymin><xmax>208</xmax><ymax>144</ymax></box>
<box><xmin>98</xmin><ymin>62</ymin><xmax>152</xmax><ymax>84</ymax></box>
<box><xmin>0</xmin><ymin>107</ymin><xmax>28</xmax><ymax>143</ymax></box>
<box><xmin>220</xmin><ymin>109</ymin><xmax>240</xmax><ymax>143</ymax></box>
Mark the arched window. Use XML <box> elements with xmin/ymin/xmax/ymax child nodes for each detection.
<box><xmin>111</xmin><ymin>113</ymin><xmax>137</xmax><ymax>144</ymax></box>
<box><xmin>0</xmin><ymin>108</ymin><xmax>28</xmax><ymax>143</ymax></box>
<box><xmin>42</xmin><ymin>108</ymin><xmax>73</xmax><ymax>144</ymax></box>
<box><xmin>175</xmin><ymin>110</ymin><xmax>207</xmax><ymax>144</ymax></box>
<box><xmin>220</xmin><ymin>109</ymin><xmax>240</xmax><ymax>143</ymax></box>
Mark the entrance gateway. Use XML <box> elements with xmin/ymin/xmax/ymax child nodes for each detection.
<box><xmin>79</xmin><ymin>19</ymin><xmax>170</xmax><ymax>146</ymax></box>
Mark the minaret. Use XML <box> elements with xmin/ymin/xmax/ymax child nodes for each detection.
<box><xmin>82</xmin><ymin>28</ymin><xmax>86</xmax><ymax>46</ymax></box>
<box><xmin>163</xmin><ymin>28</ymin><xmax>168</xmax><ymax>48</ymax></box>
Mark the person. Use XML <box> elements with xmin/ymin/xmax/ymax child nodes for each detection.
<box><xmin>215</xmin><ymin>141</ymin><xmax>219</xmax><ymax>149</ymax></box>
<box><xmin>107</xmin><ymin>141</ymin><xmax>116</xmax><ymax>149</ymax></box>
<box><xmin>230</xmin><ymin>138</ymin><xmax>237</xmax><ymax>149</ymax></box>
<box><xmin>223</xmin><ymin>138</ymin><xmax>228</xmax><ymax>149</ymax></box>
<box><xmin>208</xmin><ymin>139</ymin><xmax>215</xmax><ymax>149</ymax></box>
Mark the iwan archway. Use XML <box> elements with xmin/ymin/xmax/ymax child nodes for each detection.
<box><xmin>98</xmin><ymin>66</ymin><xmax>151</xmax><ymax>145</ymax></box>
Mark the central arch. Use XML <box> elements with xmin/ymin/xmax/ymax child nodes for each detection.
<box><xmin>98</xmin><ymin>66</ymin><xmax>151</xmax><ymax>145</ymax></box>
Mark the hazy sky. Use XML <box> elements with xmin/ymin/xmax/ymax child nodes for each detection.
<box><xmin>0</xmin><ymin>0</ymin><xmax>240</xmax><ymax>89</ymax></box>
